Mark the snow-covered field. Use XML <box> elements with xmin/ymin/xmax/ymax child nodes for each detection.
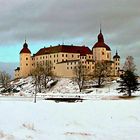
<box><xmin>0</xmin><ymin>78</ymin><xmax>140</xmax><ymax>140</ymax></box>
<box><xmin>0</xmin><ymin>100</ymin><xmax>140</xmax><ymax>140</ymax></box>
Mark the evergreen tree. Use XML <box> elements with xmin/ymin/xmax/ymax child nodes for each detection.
<box><xmin>117</xmin><ymin>56</ymin><xmax>139</xmax><ymax>96</ymax></box>
<box><xmin>117</xmin><ymin>70</ymin><xmax>139</xmax><ymax>96</ymax></box>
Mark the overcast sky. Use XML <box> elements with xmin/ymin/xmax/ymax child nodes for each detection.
<box><xmin>0</xmin><ymin>0</ymin><xmax>140</xmax><ymax>74</ymax></box>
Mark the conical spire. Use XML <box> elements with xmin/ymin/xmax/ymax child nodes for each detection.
<box><xmin>20</xmin><ymin>40</ymin><xmax>31</xmax><ymax>54</ymax></box>
<box><xmin>116</xmin><ymin>50</ymin><xmax>118</xmax><ymax>55</ymax></box>
<box><xmin>113</xmin><ymin>50</ymin><xmax>120</xmax><ymax>59</ymax></box>
<box><xmin>98</xmin><ymin>25</ymin><xmax>104</xmax><ymax>42</ymax></box>
<box><xmin>100</xmin><ymin>23</ymin><xmax>102</xmax><ymax>33</ymax></box>
<box><xmin>23</xmin><ymin>39</ymin><xmax>28</xmax><ymax>48</ymax></box>
<box><xmin>93</xmin><ymin>25</ymin><xmax>111</xmax><ymax>51</ymax></box>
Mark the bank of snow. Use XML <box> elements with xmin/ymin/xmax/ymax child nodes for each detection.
<box><xmin>0</xmin><ymin>100</ymin><xmax>140</xmax><ymax>140</ymax></box>
<box><xmin>8</xmin><ymin>77</ymin><xmax>140</xmax><ymax>100</ymax></box>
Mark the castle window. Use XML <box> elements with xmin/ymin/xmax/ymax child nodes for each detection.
<box><xmin>72</xmin><ymin>55</ymin><xmax>74</xmax><ymax>58</ymax></box>
<box><xmin>46</xmin><ymin>56</ymin><xmax>47</xmax><ymax>59</ymax></box>
<box><xmin>57</xmin><ymin>54</ymin><xmax>58</xmax><ymax>57</ymax></box>
<box><xmin>88</xmin><ymin>66</ymin><xmax>90</xmax><ymax>69</ymax></box>
<box><xmin>102</xmin><ymin>52</ymin><xmax>104</xmax><ymax>55</ymax></box>
<box><xmin>54</xmin><ymin>67</ymin><xmax>55</xmax><ymax>69</ymax></box>
<box><xmin>43</xmin><ymin>56</ymin><xmax>44</xmax><ymax>59</ymax></box>
<box><xmin>50</xmin><ymin>55</ymin><xmax>51</xmax><ymax>58</ymax></box>
<box><xmin>89</xmin><ymin>56</ymin><xmax>90</xmax><ymax>59</ymax></box>
<box><xmin>54</xmin><ymin>55</ymin><xmax>55</xmax><ymax>57</ymax></box>
<box><xmin>26</xmin><ymin>63</ymin><xmax>28</xmax><ymax>66</ymax></box>
<box><xmin>71</xmin><ymin>67</ymin><xmax>72</xmax><ymax>69</ymax></box>
<box><xmin>54</xmin><ymin>60</ymin><xmax>55</xmax><ymax>63</ymax></box>
<box><xmin>67</xmin><ymin>67</ymin><xmax>69</xmax><ymax>70</ymax></box>
<box><xmin>40</xmin><ymin>57</ymin><xmax>42</xmax><ymax>59</ymax></box>
<box><xmin>107</xmin><ymin>54</ymin><xmax>109</xmax><ymax>58</ymax></box>
<box><xmin>75</xmin><ymin>62</ymin><xmax>76</xmax><ymax>65</ymax></box>
<box><xmin>66</xmin><ymin>54</ymin><xmax>67</xmax><ymax>57</ymax></box>
<box><xmin>67</xmin><ymin>62</ymin><xmax>69</xmax><ymax>65</ymax></box>
<box><xmin>26</xmin><ymin>57</ymin><xmax>28</xmax><ymax>60</ymax></box>
<box><xmin>62</xmin><ymin>54</ymin><xmax>64</xmax><ymax>57</ymax></box>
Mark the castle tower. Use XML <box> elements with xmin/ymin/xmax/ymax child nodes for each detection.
<box><xmin>20</xmin><ymin>40</ymin><xmax>31</xmax><ymax>77</ymax></box>
<box><xmin>92</xmin><ymin>29</ymin><xmax>111</xmax><ymax>61</ymax></box>
<box><xmin>113</xmin><ymin>51</ymin><xmax>120</xmax><ymax>76</ymax></box>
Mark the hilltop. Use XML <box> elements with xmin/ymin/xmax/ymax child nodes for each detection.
<box><xmin>1</xmin><ymin>77</ymin><xmax>140</xmax><ymax>100</ymax></box>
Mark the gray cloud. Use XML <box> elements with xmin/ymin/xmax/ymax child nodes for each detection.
<box><xmin>0</xmin><ymin>0</ymin><xmax>140</xmax><ymax>74</ymax></box>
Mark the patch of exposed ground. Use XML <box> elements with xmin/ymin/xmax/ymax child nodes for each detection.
<box><xmin>102</xmin><ymin>95</ymin><xmax>140</xmax><ymax>100</ymax></box>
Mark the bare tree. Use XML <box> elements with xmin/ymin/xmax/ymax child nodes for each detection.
<box><xmin>93</xmin><ymin>61</ymin><xmax>112</xmax><ymax>87</ymax></box>
<box><xmin>31</xmin><ymin>61</ymin><xmax>54</xmax><ymax>103</ymax></box>
<box><xmin>123</xmin><ymin>56</ymin><xmax>136</xmax><ymax>72</ymax></box>
<box><xmin>0</xmin><ymin>71</ymin><xmax>11</xmax><ymax>90</ymax></box>
<box><xmin>31</xmin><ymin>66</ymin><xmax>44</xmax><ymax>103</ymax></box>
<box><xmin>42</xmin><ymin>60</ymin><xmax>53</xmax><ymax>89</ymax></box>
<box><xmin>73</xmin><ymin>61</ymin><xmax>87</xmax><ymax>92</ymax></box>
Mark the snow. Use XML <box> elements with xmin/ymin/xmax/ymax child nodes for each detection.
<box><xmin>0</xmin><ymin>100</ymin><xmax>140</xmax><ymax>140</ymax></box>
<box><xmin>0</xmin><ymin>77</ymin><xmax>140</xmax><ymax>139</ymax></box>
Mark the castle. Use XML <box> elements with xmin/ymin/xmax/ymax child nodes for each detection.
<box><xmin>15</xmin><ymin>30</ymin><xmax>120</xmax><ymax>79</ymax></box>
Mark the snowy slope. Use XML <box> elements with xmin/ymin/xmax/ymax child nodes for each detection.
<box><xmin>8</xmin><ymin>77</ymin><xmax>140</xmax><ymax>100</ymax></box>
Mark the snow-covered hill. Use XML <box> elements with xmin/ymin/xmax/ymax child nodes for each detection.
<box><xmin>1</xmin><ymin>76</ymin><xmax>140</xmax><ymax>100</ymax></box>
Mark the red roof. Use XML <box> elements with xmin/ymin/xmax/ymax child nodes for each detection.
<box><xmin>35</xmin><ymin>45</ymin><xmax>92</xmax><ymax>56</ymax></box>
<box><xmin>20</xmin><ymin>42</ymin><xmax>31</xmax><ymax>54</ymax></box>
<box><xmin>93</xmin><ymin>31</ymin><xmax>111</xmax><ymax>51</ymax></box>
<box><xmin>94</xmin><ymin>42</ymin><xmax>111</xmax><ymax>51</ymax></box>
